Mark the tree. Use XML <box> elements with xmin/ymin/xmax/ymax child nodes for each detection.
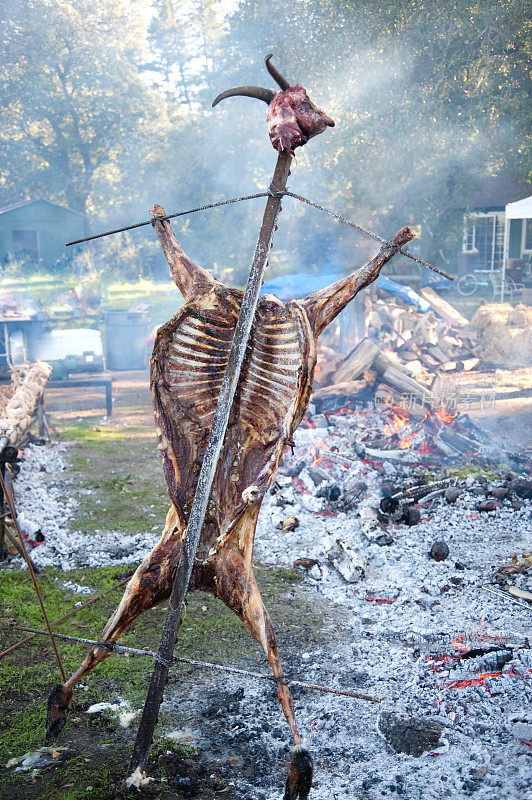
<box><xmin>213</xmin><ymin>0</ymin><xmax>531</xmax><ymax>269</ymax></box>
<box><xmin>0</xmin><ymin>0</ymin><xmax>170</xmax><ymax>217</ymax></box>
<box><xmin>148</xmin><ymin>0</ymin><xmax>194</xmax><ymax>106</ymax></box>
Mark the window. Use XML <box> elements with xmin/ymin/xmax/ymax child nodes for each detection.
<box><xmin>462</xmin><ymin>213</ymin><xmax>505</xmax><ymax>270</ymax></box>
<box><xmin>523</xmin><ymin>218</ymin><xmax>532</xmax><ymax>252</ymax></box>
<box><xmin>462</xmin><ymin>217</ymin><xmax>476</xmax><ymax>252</ymax></box>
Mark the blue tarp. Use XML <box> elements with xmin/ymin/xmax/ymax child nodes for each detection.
<box><xmin>261</xmin><ymin>271</ymin><xmax>430</xmax><ymax>312</ymax></box>
<box><xmin>260</xmin><ymin>272</ymin><xmax>343</xmax><ymax>300</ymax></box>
<box><xmin>378</xmin><ymin>274</ymin><xmax>431</xmax><ymax>313</ymax></box>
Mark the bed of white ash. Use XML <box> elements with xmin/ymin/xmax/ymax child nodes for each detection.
<box><xmin>7</xmin><ymin>411</ymin><xmax>532</xmax><ymax>799</ymax></box>
<box><xmin>12</xmin><ymin>443</ymin><xmax>159</xmax><ymax>571</ymax></box>
<box><xmin>249</xmin><ymin>408</ymin><xmax>532</xmax><ymax>800</ymax></box>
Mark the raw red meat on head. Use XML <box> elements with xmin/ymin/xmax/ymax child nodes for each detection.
<box><xmin>267</xmin><ymin>84</ymin><xmax>335</xmax><ymax>155</ymax></box>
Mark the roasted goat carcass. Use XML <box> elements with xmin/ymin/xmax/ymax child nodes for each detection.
<box><xmin>46</xmin><ymin>56</ymin><xmax>413</xmax><ymax>800</ymax></box>
<box><xmin>46</xmin><ymin>216</ymin><xmax>412</xmax><ymax>791</ymax></box>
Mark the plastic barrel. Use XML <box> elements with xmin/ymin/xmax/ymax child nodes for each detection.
<box><xmin>105</xmin><ymin>310</ymin><xmax>149</xmax><ymax>370</ymax></box>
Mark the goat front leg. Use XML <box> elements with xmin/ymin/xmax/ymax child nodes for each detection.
<box><xmin>150</xmin><ymin>204</ymin><xmax>217</xmax><ymax>301</ymax></box>
<box><xmin>213</xmin><ymin>545</ymin><xmax>313</xmax><ymax>800</ymax></box>
<box><xmin>302</xmin><ymin>226</ymin><xmax>414</xmax><ymax>336</ymax></box>
<box><xmin>46</xmin><ymin>507</ymin><xmax>186</xmax><ymax>737</ymax></box>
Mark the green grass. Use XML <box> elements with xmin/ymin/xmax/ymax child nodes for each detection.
<box><xmin>60</xmin><ymin>425</ymin><xmax>132</xmax><ymax>444</ymax></box>
<box><xmin>0</xmin><ymin>561</ymin><xmax>305</xmax><ymax>799</ymax></box>
<box><xmin>0</xmin><ymin>407</ymin><xmax>319</xmax><ymax>799</ymax></box>
<box><xmin>446</xmin><ymin>464</ymin><xmax>506</xmax><ymax>480</ymax></box>
<box><xmin>0</xmin><ymin>272</ymin><xmax>182</xmax><ymax>329</ymax></box>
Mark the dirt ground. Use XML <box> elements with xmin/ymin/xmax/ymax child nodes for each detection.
<box><xmin>1</xmin><ymin>369</ymin><xmax>356</xmax><ymax>800</ymax></box>
<box><xmin>1</xmin><ymin>367</ymin><xmax>530</xmax><ymax>800</ymax></box>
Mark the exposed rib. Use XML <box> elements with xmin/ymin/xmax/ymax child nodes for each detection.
<box><xmin>255</xmin><ymin>329</ymin><xmax>299</xmax><ymax>341</ymax></box>
<box><xmin>168</xmin><ymin>350</ymin><xmax>229</xmax><ymax>363</ymax></box>
<box><xmin>250</xmin><ymin>360</ymin><xmax>300</xmax><ymax>377</ymax></box>
<box><xmin>178</xmin><ymin>324</ymin><xmax>234</xmax><ymax>344</ymax></box>
<box><xmin>170</xmin><ymin>335</ymin><xmax>231</xmax><ymax>354</ymax></box>
<box><xmin>248</xmin><ymin>364</ymin><xmax>297</xmax><ymax>389</ymax></box>
<box><xmin>187</xmin><ymin>313</ymin><xmax>235</xmax><ymax>330</ymax></box>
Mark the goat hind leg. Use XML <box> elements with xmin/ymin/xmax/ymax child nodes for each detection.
<box><xmin>46</xmin><ymin>510</ymin><xmax>184</xmax><ymax>737</ymax></box>
<box><xmin>214</xmin><ymin>547</ymin><xmax>313</xmax><ymax>800</ymax></box>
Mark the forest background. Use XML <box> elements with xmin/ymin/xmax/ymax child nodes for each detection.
<box><xmin>1</xmin><ymin>0</ymin><xmax>530</xmax><ymax>286</ymax></box>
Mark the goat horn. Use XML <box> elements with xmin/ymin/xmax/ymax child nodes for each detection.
<box><xmin>212</xmin><ymin>86</ymin><xmax>276</xmax><ymax>107</ymax></box>
<box><xmin>264</xmin><ymin>54</ymin><xmax>290</xmax><ymax>90</ymax></box>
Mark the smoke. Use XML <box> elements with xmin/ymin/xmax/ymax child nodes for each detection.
<box><xmin>3</xmin><ymin>1</ymin><xmax>527</xmax><ymax>289</ymax></box>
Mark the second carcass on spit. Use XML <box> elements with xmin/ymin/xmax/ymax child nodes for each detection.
<box><xmin>46</xmin><ymin>57</ymin><xmax>413</xmax><ymax>800</ymax></box>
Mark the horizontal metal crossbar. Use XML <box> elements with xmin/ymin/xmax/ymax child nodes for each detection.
<box><xmin>17</xmin><ymin>626</ymin><xmax>381</xmax><ymax>703</ymax></box>
<box><xmin>285</xmin><ymin>192</ymin><xmax>454</xmax><ymax>281</ymax></box>
<box><xmin>64</xmin><ymin>189</ymin><xmax>452</xmax><ymax>280</ymax></box>
<box><xmin>65</xmin><ymin>193</ymin><xmax>271</xmax><ymax>245</ymax></box>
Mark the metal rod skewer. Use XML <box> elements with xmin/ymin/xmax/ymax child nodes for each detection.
<box><xmin>128</xmin><ymin>152</ymin><xmax>293</xmax><ymax>778</ymax></box>
<box><xmin>17</xmin><ymin>627</ymin><xmax>380</xmax><ymax>703</ymax></box>
<box><xmin>65</xmin><ymin>193</ymin><xmax>270</xmax><ymax>246</ymax></box>
<box><xmin>285</xmin><ymin>192</ymin><xmax>454</xmax><ymax>280</ymax></box>
<box><xmin>65</xmin><ymin>190</ymin><xmax>451</xmax><ymax>281</ymax></box>
<box><xmin>0</xmin><ymin>576</ymin><xmax>131</xmax><ymax>660</ymax></box>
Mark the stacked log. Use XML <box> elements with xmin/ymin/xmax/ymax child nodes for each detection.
<box><xmin>0</xmin><ymin>361</ymin><xmax>52</xmax><ymax>446</ymax></box>
<box><xmin>313</xmin><ymin>285</ymin><xmax>532</xmax><ymax>413</ymax></box>
<box><xmin>312</xmin><ymin>337</ymin><xmax>436</xmax><ymax>415</ymax></box>
<box><xmin>364</xmin><ymin>297</ymin><xmax>478</xmax><ymax>376</ymax></box>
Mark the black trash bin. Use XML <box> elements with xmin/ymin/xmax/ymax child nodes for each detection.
<box><xmin>105</xmin><ymin>310</ymin><xmax>149</xmax><ymax>370</ymax></box>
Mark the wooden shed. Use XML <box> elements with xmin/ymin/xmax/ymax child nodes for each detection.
<box><xmin>0</xmin><ymin>199</ymin><xmax>87</xmax><ymax>269</ymax></box>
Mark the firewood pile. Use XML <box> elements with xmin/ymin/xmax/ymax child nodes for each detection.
<box><xmin>0</xmin><ymin>361</ymin><xmax>52</xmax><ymax>446</ymax></box>
<box><xmin>470</xmin><ymin>302</ymin><xmax>532</xmax><ymax>368</ymax></box>
<box><xmin>314</xmin><ymin>288</ymin><xmax>532</xmax><ymax>414</ymax></box>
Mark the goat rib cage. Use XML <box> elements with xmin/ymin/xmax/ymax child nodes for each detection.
<box><xmin>46</xmin><ymin>205</ymin><xmax>413</xmax><ymax>797</ymax></box>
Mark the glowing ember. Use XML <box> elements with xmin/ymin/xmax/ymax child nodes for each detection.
<box><xmin>418</xmin><ymin>440</ymin><xmax>434</xmax><ymax>455</ymax></box>
<box><xmin>364</xmin><ymin>592</ymin><xmax>398</xmax><ymax>604</ymax></box>
<box><xmin>451</xmin><ymin>635</ymin><xmax>470</xmax><ymax>653</ymax></box>
<box><xmin>447</xmin><ymin>672</ymin><xmax>502</xmax><ymax>690</ymax></box>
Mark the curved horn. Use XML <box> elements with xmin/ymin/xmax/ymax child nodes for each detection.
<box><xmin>212</xmin><ymin>86</ymin><xmax>275</xmax><ymax>108</ymax></box>
<box><xmin>264</xmin><ymin>54</ymin><xmax>290</xmax><ymax>90</ymax></box>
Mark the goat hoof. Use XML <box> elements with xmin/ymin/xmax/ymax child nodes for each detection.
<box><xmin>46</xmin><ymin>685</ymin><xmax>72</xmax><ymax>738</ymax></box>
<box><xmin>284</xmin><ymin>744</ymin><xmax>313</xmax><ymax>800</ymax></box>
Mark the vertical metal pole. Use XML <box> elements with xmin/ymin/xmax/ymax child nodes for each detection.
<box><xmin>490</xmin><ymin>213</ymin><xmax>496</xmax><ymax>273</ymax></box>
<box><xmin>501</xmin><ymin>210</ymin><xmax>509</xmax><ymax>303</ymax></box>
<box><xmin>38</xmin><ymin>396</ymin><xmax>46</xmax><ymax>439</ymax></box>
<box><xmin>0</xmin><ymin>461</ymin><xmax>5</xmax><ymax>561</ymax></box>
<box><xmin>128</xmin><ymin>152</ymin><xmax>292</xmax><ymax>778</ymax></box>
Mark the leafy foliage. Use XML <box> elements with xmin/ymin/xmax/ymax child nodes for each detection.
<box><xmin>0</xmin><ymin>0</ymin><xmax>169</xmax><ymax>215</ymax></box>
<box><xmin>1</xmin><ymin>0</ymin><xmax>530</xmax><ymax>282</ymax></box>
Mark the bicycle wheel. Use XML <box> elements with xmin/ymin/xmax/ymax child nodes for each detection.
<box><xmin>457</xmin><ymin>273</ymin><xmax>478</xmax><ymax>296</ymax></box>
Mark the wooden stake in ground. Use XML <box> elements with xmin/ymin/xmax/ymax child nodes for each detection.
<box><xmin>128</xmin><ymin>54</ymin><xmax>337</xmax><ymax>785</ymax></box>
<box><xmin>127</xmin><ymin>152</ymin><xmax>293</xmax><ymax>781</ymax></box>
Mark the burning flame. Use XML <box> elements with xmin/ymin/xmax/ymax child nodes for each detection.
<box><xmin>311</xmin><ymin>447</ymin><xmax>324</xmax><ymax>467</ymax></box>
<box><xmin>398</xmin><ymin>431</ymin><xmax>417</xmax><ymax>449</ymax></box>
<box><xmin>435</xmin><ymin>406</ymin><xmax>458</xmax><ymax>424</ymax></box>
<box><xmin>383</xmin><ymin>407</ymin><xmax>409</xmax><ymax>437</ymax></box>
